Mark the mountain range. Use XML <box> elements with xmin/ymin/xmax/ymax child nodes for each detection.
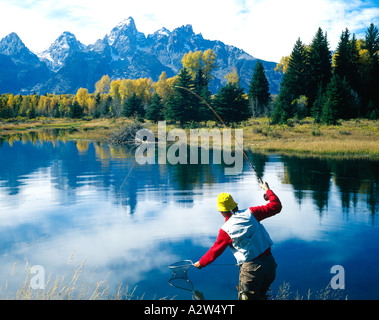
<box><xmin>0</xmin><ymin>17</ymin><xmax>282</xmax><ymax>95</ymax></box>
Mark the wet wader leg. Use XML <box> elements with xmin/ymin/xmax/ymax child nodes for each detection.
<box><xmin>238</xmin><ymin>254</ymin><xmax>277</xmax><ymax>300</ymax></box>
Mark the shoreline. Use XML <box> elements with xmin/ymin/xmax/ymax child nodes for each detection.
<box><xmin>1</xmin><ymin>117</ymin><xmax>378</xmax><ymax>159</ymax></box>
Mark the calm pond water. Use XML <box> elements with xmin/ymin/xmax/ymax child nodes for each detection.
<box><xmin>0</xmin><ymin>131</ymin><xmax>378</xmax><ymax>300</ymax></box>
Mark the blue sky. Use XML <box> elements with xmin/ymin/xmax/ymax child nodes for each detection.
<box><xmin>0</xmin><ymin>0</ymin><xmax>378</xmax><ymax>62</ymax></box>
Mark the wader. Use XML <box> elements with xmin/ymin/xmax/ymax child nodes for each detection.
<box><xmin>238</xmin><ymin>252</ymin><xmax>277</xmax><ymax>300</ymax></box>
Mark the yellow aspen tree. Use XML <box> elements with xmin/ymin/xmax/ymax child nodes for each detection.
<box><xmin>202</xmin><ymin>49</ymin><xmax>217</xmax><ymax>80</ymax></box>
<box><xmin>110</xmin><ymin>79</ymin><xmax>121</xmax><ymax>100</ymax></box>
<box><xmin>49</xmin><ymin>95</ymin><xmax>59</xmax><ymax>116</ymax></box>
<box><xmin>153</xmin><ymin>71</ymin><xmax>176</xmax><ymax>100</ymax></box>
<box><xmin>182</xmin><ymin>50</ymin><xmax>203</xmax><ymax>78</ymax></box>
<box><xmin>135</xmin><ymin>78</ymin><xmax>153</xmax><ymax>104</ymax></box>
<box><xmin>225</xmin><ymin>67</ymin><xmax>239</xmax><ymax>84</ymax></box>
<box><xmin>87</xmin><ymin>95</ymin><xmax>96</xmax><ymax>115</ymax></box>
<box><xmin>37</xmin><ymin>96</ymin><xmax>48</xmax><ymax>116</ymax></box>
<box><xmin>7</xmin><ymin>94</ymin><xmax>15</xmax><ymax>110</ymax></box>
<box><xmin>95</xmin><ymin>75</ymin><xmax>111</xmax><ymax>94</ymax></box>
<box><xmin>76</xmin><ymin>88</ymin><xmax>89</xmax><ymax>106</ymax></box>
<box><xmin>119</xmin><ymin>79</ymin><xmax>135</xmax><ymax>103</ymax></box>
<box><xmin>275</xmin><ymin>56</ymin><xmax>290</xmax><ymax>73</ymax></box>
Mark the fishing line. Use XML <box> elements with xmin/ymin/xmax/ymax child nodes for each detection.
<box><xmin>175</xmin><ymin>86</ymin><xmax>264</xmax><ymax>185</ymax></box>
<box><xmin>114</xmin><ymin>85</ymin><xmax>267</xmax><ymax>197</ymax></box>
<box><xmin>115</xmin><ymin>159</ymin><xmax>136</xmax><ymax>199</ymax></box>
<box><xmin>168</xmin><ymin>260</ymin><xmax>237</xmax><ymax>273</ymax></box>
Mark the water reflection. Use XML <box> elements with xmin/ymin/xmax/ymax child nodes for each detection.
<box><xmin>0</xmin><ymin>130</ymin><xmax>378</xmax><ymax>300</ymax></box>
<box><xmin>279</xmin><ymin>154</ymin><xmax>378</xmax><ymax>218</ymax></box>
<box><xmin>1</xmin><ymin>130</ymin><xmax>377</xmax><ymax>217</ymax></box>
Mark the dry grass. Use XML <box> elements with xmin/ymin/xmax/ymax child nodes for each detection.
<box><xmin>241</xmin><ymin>117</ymin><xmax>379</xmax><ymax>158</ymax></box>
<box><xmin>1</xmin><ymin>259</ymin><xmax>140</xmax><ymax>300</ymax></box>
<box><xmin>1</xmin><ymin>116</ymin><xmax>378</xmax><ymax>158</ymax></box>
<box><xmin>273</xmin><ymin>281</ymin><xmax>348</xmax><ymax>300</ymax></box>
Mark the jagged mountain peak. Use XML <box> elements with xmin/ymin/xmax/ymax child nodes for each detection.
<box><xmin>148</xmin><ymin>27</ymin><xmax>171</xmax><ymax>40</ymax></box>
<box><xmin>37</xmin><ymin>31</ymin><xmax>86</xmax><ymax>72</ymax></box>
<box><xmin>0</xmin><ymin>32</ymin><xmax>28</xmax><ymax>54</ymax></box>
<box><xmin>105</xmin><ymin>16</ymin><xmax>144</xmax><ymax>47</ymax></box>
<box><xmin>115</xmin><ymin>17</ymin><xmax>136</xmax><ymax>29</ymax></box>
<box><xmin>0</xmin><ymin>32</ymin><xmax>42</xmax><ymax>66</ymax></box>
<box><xmin>48</xmin><ymin>31</ymin><xmax>85</xmax><ymax>52</ymax></box>
<box><xmin>176</xmin><ymin>24</ymin><xmax>195</xmax><ymax>34</ymax></box>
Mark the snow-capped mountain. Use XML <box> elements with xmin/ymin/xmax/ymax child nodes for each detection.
<box><xmin>0</xmin><ymin>33</ymin><xmax>52</xmax><ymax>94</ymax></box>
<box><xmin>38</xmin><ymin>31</ymin><xmax>86</xmax><ymax>72</ymax></box>
<box><xmin>0</xmin><ymin>17</ymin><xmax>282</xmax><ymax>95</ymax></box>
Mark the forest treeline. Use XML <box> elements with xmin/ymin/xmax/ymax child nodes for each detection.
<box><xmin>0</xmin><ymin>24</ymin><xmax>378</xmax><ymax>125</ymax></box>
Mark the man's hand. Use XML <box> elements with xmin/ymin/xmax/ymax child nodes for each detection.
<box><xmin>194</xmin><ymin>261</ymin><xmax>203</xmax><ymax>269</ymax></box>
<box><xmin>260</xmin><ymin>181</ymin><xmax>270</xmax><ymax>191</ymax></box>
<box><xmin>260</xmin><ymin>182</ymin><xmax>270</xmax><ymax>201</ymax></box>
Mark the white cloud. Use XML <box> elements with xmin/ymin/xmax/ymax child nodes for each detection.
<box><xmin>0</xmin><ymin>0</ymin><xmax>378</xmax><ymax>61</ymax></box>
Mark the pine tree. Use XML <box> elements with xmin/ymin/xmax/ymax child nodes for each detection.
<box><xmin>145</xmin><ymin>93</ymin><xmax>164</xmax><ymax>122</ymax></box>
<box><xmin>272</xmin><ymin>38</ymin><xmax>309</xmax><ymax>124</ymax></box>
<box><xmin>271</xmin><ymin>85</ymin><xmax>294</xmax><ymax>124</ymax></box>
<box><xmin>285</xmin><ymin>38</ymin><xmax>309</xmax><ymax>99</ymax></box>
<box><xmin>363</xmin><ymin>23</ymin><xmax>379</xmax><ymax>115</ymax></box>
<box><xmin>333</xmin><ymin>29</ymin><xmax>360</xmax><ymax>93</ymax></box>
<box><xmin>164</xmin><ymin>68</ymin><xmax>196</xmax><ymax>125</ymax></box>
<box><xmin>310</xmin><ymin>84</ymin><xmax>325</xmax><ymax>123</ymax></box>
<box><xmin>70</xmin><ymin>101</ymin><xmax>83</xmax><ymax>119</ymax></box>
<box><xmin>364</xmin><ymin>23</ymin><xmax>379</xmax><ymax>58</ymax></box>
<box><xmin>123</xmin><ymin>93</ymin><xmax>144</xmax><ymax>118</ymax></box>
<box><xmin>194</xmin><ymin>68</ymin><xmax>212</xmax><ymax>121</ymax></box>
<box><xmin>307</xmin><ymin>28</ymin><xmax>332</xmax><ymax>110</ymax></box>
<box><xmin>321</xmin><ymin>74</ymin><xmax>358</xmax><ymax>124</ymax></box>
<box><xmin>248</xmin><ymin>60</ymin><xmax>271</xmax><ymax>117</ymax></box>
<box><xmin>213</xmin><ymin>82</ymin><xmax>250</xmax><ymax>124</ymax></box>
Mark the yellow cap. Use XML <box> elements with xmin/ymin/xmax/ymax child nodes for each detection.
<box><xmin>217</xmin><ymin>193</ymin><xmax>238</xmax><ymax>212</ymax></box>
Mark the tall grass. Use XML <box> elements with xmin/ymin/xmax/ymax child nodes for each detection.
<box><xmin>1</xmin><ymin>259</ymin><xmax>139</xmax><ymax>300</ymax></box>
<box><xmin>273</xmin><ymin>281</ymin><xmax>348</xmax><ymax>300</ymax></box>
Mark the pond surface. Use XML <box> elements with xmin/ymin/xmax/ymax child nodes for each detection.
<box><xmin>0</xmin><ymin>131</ymin><xmax>378</xmax><ymax>300</ymax></box>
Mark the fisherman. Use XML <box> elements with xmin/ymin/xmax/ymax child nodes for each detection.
<box><xmin>194</xmin><ymin>182</ymin><xmax>282</xmax><ymax>300</ymax></box>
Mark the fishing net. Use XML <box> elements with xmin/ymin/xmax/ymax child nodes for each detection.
<box><xmin>168</xmin><ymin>260</ymin><xmax>194</xmax><ymax>293</ymax></box>
<box><xmin>168</xmin><ymin>260</ymin><xmax>193</xmax><ymax>276</ymax></box>
<box><xmin>168</xmin><ymin>260</ymin><xmax>205</xmax><ymax>299</ymax></box>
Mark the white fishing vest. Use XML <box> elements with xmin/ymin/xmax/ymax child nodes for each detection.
<box><xmin>221</xmin><ymin>209</ymin><xmax>273</xmax><ymax>264</ymax></box>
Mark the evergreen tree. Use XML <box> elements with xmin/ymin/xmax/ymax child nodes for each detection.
<box><xmin>212</xmin><ymin>82</ymin><xmax>250</xmax><ymax>124</ymax></box>
<box><xmin>310</xmin><ymin>84</ymin><xmax>325</xmax><ymax>123</ymax></box>
<box><xmin>248</xmin><ymin>60</ymin><xmax>271</xmax><ymax>117</ymax></box>
<box><xmin>194</xmin><ymin>68</ymin><xmax>212</xmax><ymax>121</ymax></box>
<box><xmin>271</xmin><ymin>85</ymin><xmax>294</xmax><ymax>124</ymax></box>
<box><xmin>145</xmin><ymin>93</ymin><xmax>164</xmax><ymax>122</ymax></box>
<box><xmin>53</xmin><ymin>104</ymin><xmax>61</xmax><ymax>118</ymax></box>
<box><xmin>334</xmin><ymin>29</ymin><xmax>360</xmax><ymax>93</ymax></box>
<box><xmin>285</xmin><ymin>38</ymin><xmax>309</xmax><ymax>99</ymax></box>
<box><xmin>321</xmin><ymin>74</ymin><xmax>358</xmax><ymax>124</ymax></box>
<box><xmin>272</xmin><ymin>38</ymin><xmax>309</xmax><ymax>124</ymax></box>
<box><xmin>26</xmin><ymin>106</ymin><xmax>36</xmax><ymax>119</ymax></box>
<box><xmin>362</xmin><ymin>23</ymin><xmax>379</xmax><ymax>115</ymax></box>
<box><xmin>70</xmin><ymin>101</ymin><xmax>83</xmax><ymax>119</ymax></box>
<box><xmin>307</xmin><ymin>28</ymin><xmax>332</xmax><ymax>110</ymax></box>
<box><xmin>123</xmin><ymin>93</ymin><xmax>144</xmax><ymax>118</ymax></box>
<box><xmin>164</xmin><ymin>68</ymin><xmax>196</xmax><ymax>125</ymax></box>
<box><xmin>364</xmin><ymin>23</ymin><xmax>379</xmax><ymax>57</ymax></box>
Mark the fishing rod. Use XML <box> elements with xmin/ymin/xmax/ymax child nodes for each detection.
<box><xmin>175</xmin><ymin>86</ymin><xmax>268</xmax><ymax>197</ymax></box>
<box><xmin>115</xmin><ymin>86</ymin><xmax>269</xmax><ymax>200</ymax></box>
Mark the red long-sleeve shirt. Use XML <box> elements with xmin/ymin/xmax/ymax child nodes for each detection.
<box><xmin>198</xmin><ymin>189</ymin><xmax>282</xmax><ymax>267</ymax></box>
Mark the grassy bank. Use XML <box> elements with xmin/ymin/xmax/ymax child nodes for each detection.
<box><xmin>1</xmin><ymin>117</ymin><xmax>378</xmax><ymax>158</ymax></box>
